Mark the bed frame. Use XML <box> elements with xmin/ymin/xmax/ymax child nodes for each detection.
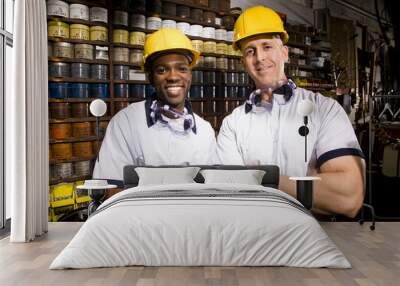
<box><xmin>123</xmin><ymin>165</ymin><xmax>280</xmax><ymax>189</ymax></box>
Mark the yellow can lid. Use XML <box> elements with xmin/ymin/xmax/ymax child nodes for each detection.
<box><xmin>48</xmin><ymin>21</ymin><xmax>69</xmax><ymax>28</ymax></box>
<box><xmin>70</xmin><ymin>24</ymin><xmax>89</xmax><ymax>30</ymax></box>
<box><xmin>90</xmin><ymin>26</ymin><xmax>107</xmax><ymax>32</ymax></box>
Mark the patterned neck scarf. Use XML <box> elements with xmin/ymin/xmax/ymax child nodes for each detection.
<box><xmin>245</xmin><ymin>79</ymin><xmax>297</xmax><ymax>113</ymax></box>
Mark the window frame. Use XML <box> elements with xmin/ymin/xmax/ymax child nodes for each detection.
<box><xmin>0</xmin><ymin>0</ymin><xmax>13</xmax><ymax>231</ymax></box>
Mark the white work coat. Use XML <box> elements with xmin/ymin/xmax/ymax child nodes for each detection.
<box><xmin>217</xmin><ymin>87</ymin><xmax>363</xmax><ymax>176</ymax></box>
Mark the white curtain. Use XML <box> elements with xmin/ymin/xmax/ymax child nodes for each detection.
<box><xmin>7</xmin><ymin>0</ymin><xmax>49</xmax><ymax>242</ymax></box>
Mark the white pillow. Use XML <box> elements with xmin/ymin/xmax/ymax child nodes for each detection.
<box><xmin>135</xmin><ymin>167</ymin><xmax>201</xmax><ymax>186</ymax></box>
<box><xmin>200</xmin><ymin>169</ymin><xmax>266</xmax><ymax>185</ymax></box>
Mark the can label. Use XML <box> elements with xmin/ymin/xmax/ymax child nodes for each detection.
<box><xmin>70</xmin><ymin>4</ymin><xmax>89</xmax><ymax>21</ymax></box>
<box><xmin>90</xmin><ymin>7</ymin><xmax>108</xmax><ymax>23</ymax></box>
<box><xmin>47</xmin><ymin>1</ymin><xmax>69</xmax><ymax>18</ymax></box>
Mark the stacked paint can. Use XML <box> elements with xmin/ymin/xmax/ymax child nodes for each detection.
<box><xmin>75</xmin><ymin>161</ymin><xmax>91</xmax><ymax>177</ymax></box>
<box><xmin>113</xmin><ymin>29</ymin><xmax>129</xmax><ymax>44</ymax></box>
<box><xmin>191</xmin><ymin>8</ymin><xmax>203</xmax><ymax>22</ymax></box>
<box><xmin>70</xmin><ymin>3</ymin><xmax>89</xmax><ymax>20</ymax></box>
<box><xmin>90</xmin><ymin>26</ymin><xmax>108</xmax><ymax>41</ymax></box>
<box><xmin>50</xmin><ymin>123</ymin><xmax>72</xmax><ymax>139</ymax></box>
<box><xmin>91</xmin><ymin>83</ymin><xmax>109</xmax><ymax>98</ymax></box>
<box><xmin>146</xmin><ymin>17</ymin><xmax>162</xmax><ymax>30</ymax></box>
<box><xmin>203</xmin><ymin>12</ymin><xmax>216</xmax><ymax>25</ymax></box>
<box><xmin>203</xmin><ymin>41</ymin><xmax>217</xmax><ymax>53</ymax></box>
<box><xmin>91</xmin><ymin>64</ymin><xmax>108</xmax><ymax>80</ymax></box>
<box><xmin>113</xmin><ymin>47</ymin><xmax>129</xmax><ymax>62</ymax></box>
<box><xmin>49</xmin><ymin>103</ymin><xmax>71</xmax><ymax>119</ymax></box>
<box><xmin>190</xmin><ymin>86</ymin><xmax>202</xmax><ymax>99</ymax></box>
<box><xmin>130</xmin><ymin>14</ymin><xmax>146</xmax><ymax>29</ymax></box>
<box><xmin>130</xmin><ymin>49</ymin><xmax>143</xmax><ymax>66</ymax></box>
<box><xmin>72</xmin><ymin>122</ymin><xmax>91</xmax><ymax>137</ymax></box>
<box><xmin>71</xmin><ymin>83</ymin><xmax>89</xmax><ymax>98</ymax></box>
<box><xmin>49</xmin><ymin>62</ymin><xmax>70</xmax><ymax>77</ymax></box>
<box><xmin>216</xmin><ymin>57</ymin><xmax>228</xmax><ymax>70</ymax></box>
<box><xmin>73</xmin><ymin>142</ymin><xmax>93</xmax><ymax>157</ymax></box>
<box><xmin>129</xmin><ymin>32</ymin><xmax>146</xmax><ymax>46</ymax></box>
<box><xmin>176</xmin><ymin>22</ymin><xmax>190</xmax><ymax>35</ymax></box>
<box><xmin>52</xmin><ymin>143</ymin><xmax>73</xmax><ymax>160</ymax></box>
<box><xmin>114</xmin><ymin>65</ymin><xmax>130</xmax><ymax>80</ymax></box>
<box><xmin>49</xmin><ymin>83</ymin><xmax>69</xmax><ymax>98</ymax></box>
<box><xmin>71</xmin><ymin>63</ymin><xmax>90</xmax><ymax>78</ymax></box>
<box><xmin>53</xmin><ymin>42</ymin><xmax>73</xmax><ymax>58</ymax></box>
<box><xmin>129</xmin><ymin>84</ymin><xmax>145</xmax><ymax>98</ymax></box>
<box><xmin>53</xmin><ymin>163</ymin><xmax>74</xmax><ymax>179</ymax></box>
<box><xmin>75</xmin><ymin>44</ymin><xmax>93</xmax><ymax>60</ymax></box>
<box><xmin>48</xmin><ymin>21</ymin><xmax>69</xmax><ymax>38</ymax></box>
<box><xmin>115</xmin><ymin>101</ymin><xmax>129</xmax><ymax>112</ymax></box>
<box><xmin>162</xmin><ymin>2</ymin><xmax>176</xmax><ymax>16</ymax></box>
<box><xmin>114</xmin><ymin>84</ymin><xmax>129</xmax><ymax>97</ymax></box>
<box><xmin>95</xmin><ymin>46</ymin><xmax>109</xmax><ymax>60</ymax></box>
<box><xmin>71</xmin><ymin>102</ymin><xmax>89</xmax><ymax>117</ymax></box>
<box><xmin>114</xmin><ymin>11</ymin><xmax>128</xmax><ymax>26</ymax></box>
<box><xmin>191</xmin><ymin>40</ymin><xmax>203</xmax><ymax>53</ymax></box>
<box><xmin>47</xmin><ymin>0</ymin><xmax>69</xmax><ymax>18</ymax></box>
<box><xmin>90</xmin><ymin>7</ymin><xmax>108</xmax><ymax>23</ymax></box>
<box><xmin>176</xmin><ymin>5</ymin><xmax>190</xmax><ymax>19</ymax></box>
<box><xmin>70</xmin><ymin>24</ymin><xmax>90</xmax><ymax>40</ymax></box>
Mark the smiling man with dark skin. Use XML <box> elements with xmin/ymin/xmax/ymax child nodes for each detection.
<box><xmin>93</xmin><ymin>28</ymin><xmax>217</xmax><ymax>184</ymax></box>
<box><xmin>150</xmin><ymin>53</ymin><xmax>191</xmax><ymax>111</ymax></box>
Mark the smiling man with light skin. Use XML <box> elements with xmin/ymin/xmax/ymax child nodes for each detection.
<box><xmin>217</xmin><ymin>6</ymin><xmax>365</xmax><ymax>217</ymax></box>
<box><xmin>93</xmin><ymin>28</ymin><xmax>217</xmax><ymax>184</ymax></box>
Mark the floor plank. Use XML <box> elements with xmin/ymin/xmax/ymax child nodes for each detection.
<box><xmin>0</xmin><ymin>222</ymin><xmax>399</xmax><ymax>286</ymax></box>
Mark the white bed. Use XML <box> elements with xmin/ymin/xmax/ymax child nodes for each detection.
<box><xmin>50</xmin><ymin>182</ymin><xmax>350</xmax><ymax>269</ymax></box>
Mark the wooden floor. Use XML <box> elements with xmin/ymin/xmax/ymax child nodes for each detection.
<box><xmin>0</xmin><ymin>222</ymin><xmax>399</xmax><ymax>286</ymax></box>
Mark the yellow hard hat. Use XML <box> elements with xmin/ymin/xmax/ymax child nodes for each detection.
<box><xmin>233</xmin><ymin>6</ymin><xmax>289</xmax><ymax>50</ymax></box>
<box><xmin>143</xmin><ymin>28</ymin><xmax>200</xmax><ymax>70</ymax></box>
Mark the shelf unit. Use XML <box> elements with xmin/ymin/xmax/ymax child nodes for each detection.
<box><xmin>46</xmin><ymin>0</ymin><xmax>335</xmax><ymax>219</ymax></box>
<box><xmin>285</xmin><ymin>25</ymin><xmax>333</xmax><ymax>92</ymax></box>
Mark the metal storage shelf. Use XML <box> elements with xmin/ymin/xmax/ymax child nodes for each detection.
<box><xmin>47</xmin><ymin>16</ymin><xmax>108</xmax><ymax>27</ymax></box>
<box><xmin>50</xmin><ymin>175</ymin><xmax>92</xmax><ymax>186</ymax></box>
<box><xmin>49</xmin><ymin>116</ymin><xmax>112</xmax><ymax>124</ymax></box>
<box><xmin>49</xmin><ymin>77</ymin><xmax>109</xmax><ymax>83</ymax></box>
<box><xmin>48</xmin><ymin>57</ymin><xmax>109</xmax><ymax>64</ymax></box>
<box><xmin>49</xmin><ymin>98</ymin><xmax>111</xmax><ymax>103</ymax></box>
<box><xmin>46</xmin><ymin>0</ymin><xmax>333</xmax><ymax>202</ymax></box>
<box><xmin>161</xmin><ymin>0</ymin><xmax>226</xmax><ymax>15</ymax></box>
<box><xmin>50</xmin><ymin>155</ymin><xmax>97</xmax><ymax>165</ymax></box>
<box><xmin>49</xmin><ymin>135</ymin><xmax>103</xmax><ymax>144</ymax></box>
<box><xmin>48</xmin><ymin>37</ymin><xmax>109</xmax><ymax>46</ymax></box>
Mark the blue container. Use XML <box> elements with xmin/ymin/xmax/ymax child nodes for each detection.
<box><xmin>70</xmin><ymin>83</ymin><xmax>89</xmax><ymax>98</ymax></box>
<box><xmin>90</xmin><ymin>83</ymin><xmax>109</xmax><ymax>98</ymax></box>
<box><xmin>191</xmin><ymin>71</ymin><xmax>203</xmax><ymax>84</ymax></box>
<box><xmin>145</xmin><ymin>85</ymin><xmax>155</xmax><ymax>97</ymax></box>
<box><xmin>49</xmin><ymin>82</ymin><xmax>70</xmax><ymax>98</ymax></box>
<box><xmin>237</xmin><ymin>87</ymin><xmax>248</xmax><ymax>98</ymax></box>
<box><xmin>129</xmin><ymin>84</ymin><xmax>145</xmax><ymax>98</ymax></box>
<box><xmin>189</xmin><ymin>86</ymin><xmax>202</xmax><ymax>99</ymax></box>
<box><xmin>114</xmin><ymin>83</ymin><xmax>129</xmax><ymax>98</ymax></box>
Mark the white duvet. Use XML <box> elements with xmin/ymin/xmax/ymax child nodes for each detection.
<box><xmin>50</xmin><ymin>183</ymin><xmax>351</xmax><ymax>269</ymax></box>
